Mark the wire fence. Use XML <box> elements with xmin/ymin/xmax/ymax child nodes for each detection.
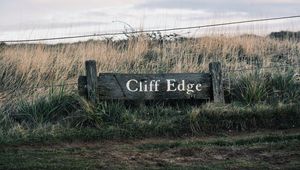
<box><xmin>224</xmin><ymin>63</ymin><xmax>300</xmax><ymax>72</ymax></box>
<box><xmin>0</xmin><ymin>82</ymin><xmax>78</xmax><ymax>93</ymax></box>
<box><xmin>0</xmin><ymin>14</ymin><xmax>299</xmax><ymax>95</ymax></box>
<box><xmin>0</xmin><ymin>63</ymin><xmax>298</xmax><ymax>94</ymax></box>
<box><xmin>0</xmin><ymin>82</ymin><xmax>78</xmax><ymax>102</ymax></box>
<box><xmin>1</xmin><ymin>15</ymin><xmax>300</xmax><ymax>43</ymax></box>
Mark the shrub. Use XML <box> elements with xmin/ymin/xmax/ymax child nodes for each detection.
<box><xmin>232</xmin><ymin>72</ymin><xmax>270</xmax><ymax>105</ymax></box>
<box><xmin>270</xmin><ymin>71</ymin><xmax>300</xmax><ymax>103</ymax></box>
<box><xmin>12</xmin><ymin>87</ymin><xmax>79</xmax><ymax>128</ymax></box>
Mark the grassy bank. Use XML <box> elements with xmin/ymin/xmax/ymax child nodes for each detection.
<box><xmin>0</xmin><ymin>65</ymin><xmax>298</xmax><ymax>145</ymax></box>
<box><xmin>0</xmin><ymin>34</ymin><xmax>299</xmax><ymax>169</ymax></box>
<box><xmin>0</xmin><ymin>90</ymin><xmax>299</xmax><ymax>146</ymax></box>
<box><xmin>0</xmin><ymin>33</ymin><xmax>299</xmax><ymax>100</ymax></box>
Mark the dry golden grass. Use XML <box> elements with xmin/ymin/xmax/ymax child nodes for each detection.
<box><xmin>0</xmin><ymin>34</ymin><xmax>299</xmax><ymax>100</ymax></box>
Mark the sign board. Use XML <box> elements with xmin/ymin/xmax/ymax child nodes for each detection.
<box><xmin>78</xmin><ymin>60</ymin><xmax>224</xmax><ymax>103</ymax></box>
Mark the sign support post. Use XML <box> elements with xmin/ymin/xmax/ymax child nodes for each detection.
<box><xmin>209</xmin><ymin>62</ymin><xmax>225</xmax><ymax>103</ymax></box>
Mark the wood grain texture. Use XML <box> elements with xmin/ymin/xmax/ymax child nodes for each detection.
<box><xmin>85</xmin><ymin>60</ymin><xmax>97</xmax><ymax>103</ymax></box>
<box><xmin>95</xmin><ymin>73</ymin><xmax>212</xmax><ymax>100</ymax></box>
<box><xmin>209</xmin><ymin>62</ymin><xmax>225</xmax><ymax>103</ymax></box>
<box><xmin>78</xmin><ymin>76</ymin><xmax>87</xmax><ymax>99</ymax></box>
<box><xmin>78</xmin><ymin>60</ymin><xmax>225</xmax><ymax>102</ymax></box>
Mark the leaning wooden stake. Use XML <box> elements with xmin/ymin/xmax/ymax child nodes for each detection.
<box><xmin>85</xmin><ymin>60</ymin><xmax>97</xmax><ymax>104</ymax></box>
<box><xmin>209</xmin><ymin>62</ymin><xmax>225</xmax><ymax>103</ymax></box>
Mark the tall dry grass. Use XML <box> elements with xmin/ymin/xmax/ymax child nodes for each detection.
<box><xmin>0</xmin><ymin>34</ymin><xmax>299</xmax><ymax>102</ymax></box>
<box><xmin>0</xmin><ymin>33</ymin><xmax>299</xmax><ymax>142</ymax></box>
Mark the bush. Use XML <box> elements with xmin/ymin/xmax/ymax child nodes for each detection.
<box><xmin>232</xmin><ymin>72</ymin><xmax>270</xmax><ymax>105</ymax></box>
<box><xmin>230</xmin><ymin>71</ymin><xmax>300</xmax><ymax>104</ymax></box>
<box><xmin>270</xmin><ymin>71</ymin><xmax>300</xmax><ymax>103</ymax></box>
<box><xmin>269</xmin><ymin>31</ymin><xmax>300</xmax><ymax>41</ymax></box>
<box><xmin>12</xmin><ymin>87</ymin><xmax>79</xmax><ymax>128</ymax></box>
<box><xmin>67</xmin><ymin>101</ymin><xmax>129</xmax><ymax>128</ymax></box>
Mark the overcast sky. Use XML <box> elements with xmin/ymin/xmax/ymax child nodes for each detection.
<box><xmin>1</xmin><ymin>0</ymin><xmax>300</xmax><ymax>42</ymax></box>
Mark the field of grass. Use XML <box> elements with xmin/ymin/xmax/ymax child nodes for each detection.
<box><xmin>0</xmin><ymin>33</ymin><xmax>299</xmax><ymax>95</ymax></box>
<box><xmin>0</xmin><ymin>32</ymin><xmax>299</xmax><ymax>169</ymax></box>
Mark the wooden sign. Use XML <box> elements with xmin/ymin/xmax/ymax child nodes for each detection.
<box><xmin>78</xmin><ymin>60</ymin><xmax>224</xmax><ymax>103</ymax></box>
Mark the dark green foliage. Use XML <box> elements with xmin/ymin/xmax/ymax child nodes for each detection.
<box><xmin>190</xmin><ymin>104</ymin><xmax>300</xmax><ymax>133</ymax></box>
<box><xmin>269</xmin><ymin>71</ymin><xmax>300</xmax><ymax>103</ymax></box>
<box><xmin>0</xmin><ymin>72</ymin><xmax>299</xmax><ymax>145</ymax></box>
<box><xmin>1</xmin><ymin>100</ymin><xmax>299</xmax><ymax>145</ymax></box>
<box><xmin>231</xmin><ymin>71</ymin><xmax>300</xmax><ymax>104</ymax></box>
<box><xmin>12</xmin><ymin>87</ymin><xmax>79</xmax><ymax>128</ymax></box>
<box><xmin>232</xmin><ymin>73</ymin><xmax>270</xmax><ymax>105</ymax></box>
<box><xmin>269</xmin><ymin>31</ymin><xmax>300</xmax><ymax>41</ymax></box>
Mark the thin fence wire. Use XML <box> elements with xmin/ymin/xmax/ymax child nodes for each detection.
<box><xmin>223</xmin><ymin>63</ymin><xmax>300</xmax><ymax>72</ymax></box>
<box><xmin>223</xmin><ymin>64</ymin><xmax>300</xmax><ymax>96</ymax></box>
<box><xmin>1</xmin><ymin>15</ymin><xmax>300</xmax><ymax>43</ymax></box>
<box><xmin>0</xmin><ymin>14</ymin><xmax>299</xmax><ymax>95</ymax></box>
<box><xmin>0</xmin><ymin>82</ymin><xmax>78</xmax><ymax>93</ymax></box>
<box><xmin>0</xmin><ymin>64</ymin><xmax>298</xmax><ymax>93</ymax></box>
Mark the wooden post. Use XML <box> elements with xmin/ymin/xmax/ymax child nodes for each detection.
<box><xmin>209</xmin><ymin>62</ymin><xmax>225</xmax><ymax>103</ymax></box>
<box><xmin>85</xmin><ymin>60</ymin><xmax>97</xmax><ymax>104</ymax></box>
<box><xmin>78</xmin><ymin>76</ymin><xmax>87</xmax><ymax>99</ymax></box>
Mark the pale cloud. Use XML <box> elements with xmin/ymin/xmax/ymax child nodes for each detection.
<box><xmin>135</xmin><ymin>0</ymin><xmax>300</xmax><ymax>14</ymax></box>
<box><xmin>250</xmin><ymin>0</ymin><xmax>300</xmax><ymax>4</ymax></box>
<box><xmin>1</xmin><ymin>21</ymin><xmax>107</xmax><ymax>32</ymax></box>
<box><xmin>0</xmin><ymin>0</ymin><xmax>299</xmax><ymax>42</ymax></box>
<box><xmin>29</xmin><ymin>0</ymin><xmax>138</xmax><ymax>7</ymax></box>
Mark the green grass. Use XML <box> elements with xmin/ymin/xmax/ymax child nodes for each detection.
<box><xmin>0</xmin><ymin>72</ymin><xmax>299</xmax><ymax>169</ymax></box>
<box><xmin>229</xmin><ymin>70</ymin><xmax>300</xmax><ymax>104</ymax></box>
<box><xmin>1</xmin><ymin>34</ymin><xmax>300</xmax><ymax>169</ymax></box>
<box><xmin>0</xmin><ymin>89</ymin><xmax>299</xmax><ymax>146</ymax></box>
<box><xmin>1</xmin><ymin>101</ymin><xmax>299</xmax><ymax>146</ymax></box>
<box><xmin>0</xmin><ymin>70</ymin><xmax>298</xmax><ymax>146</ymax></box>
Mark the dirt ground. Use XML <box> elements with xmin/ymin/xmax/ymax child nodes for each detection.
<box><xmin>0</xmin><ymin>129</ymin><xmax>299</xmax><ymax>169</ymax></box>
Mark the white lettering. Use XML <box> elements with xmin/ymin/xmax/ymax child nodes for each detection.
<box><xmin>186</xmin><ymin>83</ymin><xmax>195</xmax><ymax>94</ymax></box>
<box><xmin>196</xmin><ymin>84</ymin><xmax>202</xmax><ymax>91</ymax></box>
<box><xmin>167</xmin><ymin>79</ymin><xmax>177</xmax><ymax>91</ymax></box>
<box><xmin>126</xmin><ymin>79</ymin><xmax>202</xmax><ymax>94</ymax></box>
<box><xmin>154</xmin><ymin>80</ymin><xmax>160</xmax><ymax>91</ymax></box>
<box><xmin>126</xmin><ymin>79</ymin><xmax>138</xmax><ymax>92</ymax></box>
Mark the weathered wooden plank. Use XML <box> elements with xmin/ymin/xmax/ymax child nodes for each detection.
<box><xmin>78</xmin><ymin>76</ymin><xmax>87</xmax><ymax>99</ymax></box>
<box><xmin>209</xmin><ymin>62</ymin><xmax>225</xmax><ymax>103</ymax></box>
<box><xmin>85</xmin><ymin>60</ymin><xmax>97</xmax><ymax>103</ymax></box>
<box><xmin>96</xmin><ymin>73</ymin><xmax>212</xmax><ymax>100</ymax></box>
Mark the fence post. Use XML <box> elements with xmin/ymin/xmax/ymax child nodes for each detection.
<box><xmin>209</xmin><ymin>62</ymin><xmax>225</xmax><ymax>103</ymax></box>
<box><xmin>85</xmin><ymin>60</ymin><xmax>97</xmax><ymax>104</ymax></box>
